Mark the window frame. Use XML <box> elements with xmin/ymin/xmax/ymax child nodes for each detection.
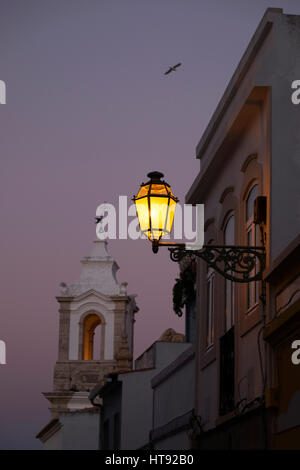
<box><xmin>216</xmin><ymin>189</ymin><xmax>239</xmax><ymax>419</ymax></box>
<box><xmin>245</xmin><ymin>184</ymin><xmax>259</xmax><ymax>312</ymax></box>
<box><xmin>239</xmin><ymin>154</ymin><xmax>264</xmax><ymax>336</ymax></box>
<box><xmin>199</xmin><ymin>219</ymin><xmax>218</xmax><ymax>369</ymax></box>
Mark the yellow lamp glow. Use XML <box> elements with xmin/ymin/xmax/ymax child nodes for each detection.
<box><xmin>132</xmin><ymin>172</ymin><xmax>179</xmax><ymax>249</ymax></box>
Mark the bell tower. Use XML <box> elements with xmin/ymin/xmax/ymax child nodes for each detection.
<box><xmin>37</xmin><ymin>240</ymin><xmax>138</xmax><ymax>448</ymax></box>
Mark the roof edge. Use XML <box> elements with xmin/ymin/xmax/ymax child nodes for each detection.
<box><xmin>195</xmin><ymin>8</ymin><xmax>282</xmax><ymax>161</ymax></box>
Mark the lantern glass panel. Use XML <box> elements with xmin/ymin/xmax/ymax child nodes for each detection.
<box><xmin>135</xmin><ymin>197</ymin><xmax>149</xmax><ymax>232</ymax></box>
<box><xmin>149</xmin><ymin>196</ymin><xmax>169</xmax><ymax>240</ymax></box>
<box><xmin>165</xmin><ymin>198</ymin><xmax>177</xmax><ymax>233</ymax></box>
<box><xmin>150</xmin><ymin>184</ymin><xmax>169</xmax><ymax>196</ymax></box>
<box><xmin>137</xmin><ymin>185</ymin><xmax>150</xmax><ymax>198</ymax></box>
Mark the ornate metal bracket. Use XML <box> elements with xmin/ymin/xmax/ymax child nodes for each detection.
<box><xmin>167</xmin><ymin>245</ymin><xmax>265</xmax><ymax>283</ymax></box>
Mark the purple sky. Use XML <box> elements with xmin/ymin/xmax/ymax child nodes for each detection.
<box><xmin>1</xmin><ymin>0</ymin><xmax>300</xmax><ymax>450</ymax></box>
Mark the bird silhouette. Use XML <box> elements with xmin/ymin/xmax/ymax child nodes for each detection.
<box><xmin>95</xmin><ymin>216</ymin><xmax>104</xmax><ymax>224</ymax></box>
<box><xmin>164</xmin><ymin>62</ymin><xmax>182</xmax><ymax>75</ymax></box>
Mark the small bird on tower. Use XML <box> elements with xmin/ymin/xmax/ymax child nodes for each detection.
<box><xmin>164</xmin><ymin>62</ymin><xmax>182</xmax><ymax>75</ymax></box>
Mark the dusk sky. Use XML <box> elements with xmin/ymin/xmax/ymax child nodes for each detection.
<box><xmin>1</xmin><ymin>0</ymin><xmax>300</xmax><ymax>450</ymax></box>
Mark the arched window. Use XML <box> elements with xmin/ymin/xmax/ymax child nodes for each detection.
<box><xmin>200</xmin><ymin>218</ymin><xmax>218</xmax><ymax>366</ymax></box>
<box><xmin>224</xmin><ymin>214</ymin><xmax>235</xmax><ymax>331</ymax></box>
<box><xmin>246</xmin><ymin>184</ymin><xmax>258</xmax><ymax>221</ymax></box>
<box><xmin>83</xmin><ymin>314</ymin><xmax>102</xmax><ymax>360</ymax></box>
<box><xmin>246</xmin><ymin>184</ymin><xmax>259</xmax><ymax>309</ymax></box>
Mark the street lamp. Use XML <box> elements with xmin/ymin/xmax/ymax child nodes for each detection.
<box><xmin>132</xmin><ymin>171</ymin><xmax>178</xmax><ymax>253</ymax></box>
<box><xmin>133</xmin><ymin>171</ymin><xmax>266</xmax><ymax>283</ymax></box>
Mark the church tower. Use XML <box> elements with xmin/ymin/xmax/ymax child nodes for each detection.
<box><xmin>37</xmin><ymin>239</ymin><xmax>138</xmax><ymax>449</ymax></box>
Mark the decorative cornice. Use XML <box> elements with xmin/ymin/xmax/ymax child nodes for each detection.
<box><xmin>219</xmin><ymin>186</ymin><xmax>234</xmax><ymax>204</ymax></box>
<box><xmin>241</xmin><ymin>153</ymin><xmax>258</xmax><ymax>173</ymax></box>
<box><xmin>36</xmin><ymin>418</ymin><xmax>62</xmax><ymax>443</ymax></box>
<box><xmin>150</xmin><ymin>409</ymin><xmax>194</xmax><ymax>444</ymax></box>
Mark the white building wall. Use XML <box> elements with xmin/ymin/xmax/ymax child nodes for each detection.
<box><xmin>43</xmin><ymin>429</ymin><xmax>63</xmax><ymax>450</ymax></box>
<box><xmin>120</xmin><ymin>342</ymin><xmax>190</xmax><ymax>450</ymax></box>
<box><xmin>60</xmin><ymin>412</ymin><xmax>99</xmax><ymax>450</ymax></box>
<box><xmin>121</xmin><ymin>369</ymin><xmax>155</xmax><ymax>450</ymax></box>
<box><xmin>152</xmin><ymin>353</ymin><xmax>195</xmax><ymax>429</ymax></box>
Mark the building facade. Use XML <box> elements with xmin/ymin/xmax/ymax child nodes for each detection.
<box><xmin>93</xmin><ymin>331</ymin><xmax>191</xmax><ymax>450</ymax></box>
<box><xmin>186</xmin><ymin>8</ymin><xmax>300</xmax><ymax>449</ymax></box>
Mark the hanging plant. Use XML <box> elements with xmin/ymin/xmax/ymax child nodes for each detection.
<box><xmin>172</xmin><ymin>259</ymin><xmax>196</xmax><ymax>317</ymax></box>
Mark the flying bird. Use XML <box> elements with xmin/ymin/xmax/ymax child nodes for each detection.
<box><xmin>164</xmin><ymin>62</ymin><xmax>182</xmax><ymax>75</ymax></box>
<box><xmin>95</xmin><ymin>216</ymin><xmax>104</xmax><ymax>224</ymax></box>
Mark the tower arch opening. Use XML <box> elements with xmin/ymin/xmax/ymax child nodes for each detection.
<box><xmin>82</xmin><ymin>313</ymin><xmax>105</xmax><ymax>360</ymax></box>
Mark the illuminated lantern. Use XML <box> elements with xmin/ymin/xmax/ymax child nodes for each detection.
<box><xmin>132</xmin><ymin>171</ymin><xmax>178</xmax><ymax>252</ymax></box>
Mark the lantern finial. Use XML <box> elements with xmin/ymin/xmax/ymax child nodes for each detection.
<box><xmin>147</xmin><ymin>171</ymin><xmax>164</xmax><ymax>183</ymax></box>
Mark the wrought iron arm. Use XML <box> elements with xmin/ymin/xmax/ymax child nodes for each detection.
<box><xmin>164</xmin><ymin>244</ymin><xmax>265</xmax><ymax>283</ymax></box>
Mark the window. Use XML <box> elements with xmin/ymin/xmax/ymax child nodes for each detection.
<box><xmin>219</xmin><ymin>326</ymin><xmax>235</xmax><ymax>415</ymax></box>
<box><xmin>200</xmin><ymin>221</ymin><xmax>218</xmax><ymax>367</ymax></box>
<box><xmin>206</xmin><ymin>266</ymin><xmax>215</xmax><ymax>349</ymax></box>
<box><xmin>83</xmin><ymin>313</ymin><xmax>102</xmax><ymax>360</ymax></box>
<box><xmin>219</xmin><ymin>215</ymin><xmax>235</xmax><ymax>416</ymax></box>
<box><xmin>224</xmin><ymin>215</ymin><xmax>235</xmax><ymax>331</ymax></box>
<box><xmin>246</xmin><ymin>185</ymin><xmax>259</xmax><ymax>309</ymax></box>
